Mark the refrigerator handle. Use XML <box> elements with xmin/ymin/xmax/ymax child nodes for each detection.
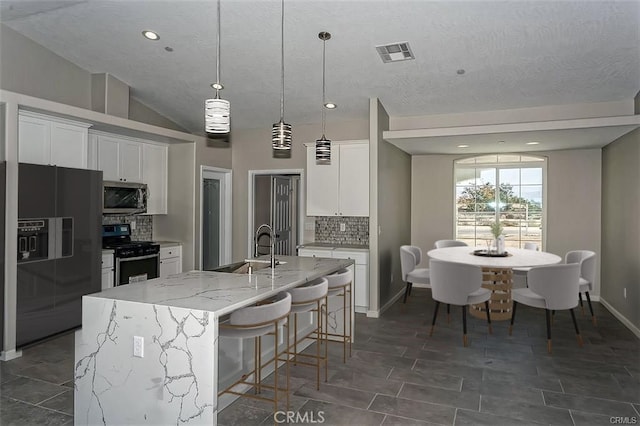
<box><xmin>48</xmin><ymin>217</ymin><xmax>57</xmax><ymax>260</ymax></box>
<box><xmin>54</xmin><ymin>217</ymin><xmax>63</xmax><ymax>259</ymax></box>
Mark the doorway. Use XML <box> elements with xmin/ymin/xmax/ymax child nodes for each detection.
<box><xmin>248</xmin><ymin>170</ymin><xmax>304</xmax><ymax>258</ymax></box>
<box><xmin>200</xmin><ymin>166</ymin><xmax>232</xmax><ymax>270</ymax></box>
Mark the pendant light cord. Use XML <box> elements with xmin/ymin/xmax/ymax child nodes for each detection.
<box><xmin>321</xmin><ymin>36</ymin><xmax>326</xmax><ymax>137</ymax></box>
<box><xmin>280</xmin><ymin>0</ymin><xmax>285</xmax><ymax>120</ymax></box>
<box><xmin>215</xmin><ymin>0</ymin><xmax>221</xmax><ymax>99</ymax></box>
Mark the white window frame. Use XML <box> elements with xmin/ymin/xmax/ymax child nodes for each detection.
<box><xmin>453</xmin><ymin>154</ymin><xmax>548</xmax><ymax>249</ymax></box>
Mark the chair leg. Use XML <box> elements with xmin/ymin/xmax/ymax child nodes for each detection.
<box><xmin>447</xmin><ymin>304</ymin><xmax>451</xmax><ymax>324</ymax></box>
<box><xmin>578</xmin><ymin>292</ymin><xmax>584</xmax><ymax>315</ymax></box>
<box><xmin>509</xmin><ymin>301</ymin><xmax>518</xmax><ymax>335</ymax></box>
<box><xmin>551</xmin><ymin>310</ymin><xmax>555</xmax><ymax>325</ymax></box>
<box><xmin>585</xmin><ymin>292</ymin><xmax>596</xmax><ymax>326</ymax></box>
<box><xmin>545</xmin><ymin>309</ymin><xmax>552</xmax><ymax>354</ymax></box>
<box><xmin>484</xmin><ymin>301</ymin><xmax>492</xmax><ymax>334</ymax></box>
<box><xmin>462</xmin><ymin>306</ymin><xmax>468</xmax><ymax>347</ymax></box>
<box><xmin>408</xmin><ymin>282</ymin><xmax>413</xmax><ymax>296</ymax></box>
<box><xmin>430</xmin><ymin>301</ymin><xmax>440</xmax><ymax>336</ymax></box>
<box><xmin>570</xmin><ymin>308</ymin><xmax>584</xmax><ymax>347</ymax></box>
<box><xmin>403</xmin><ymin>282</ymin><xmax>411</xmax><ymax>303</ymax></box>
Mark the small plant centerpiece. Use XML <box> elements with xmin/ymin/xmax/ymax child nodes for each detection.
<box><xmin>490</xmin><ymin>220</ymin><xmax>505</xmax><ymax>254</ymax></box>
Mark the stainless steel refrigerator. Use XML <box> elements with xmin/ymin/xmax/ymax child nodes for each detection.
<box><xmin>17</xmin><ymin>163</ymin><xmax>102</xmax><ymax>347</ymax></box>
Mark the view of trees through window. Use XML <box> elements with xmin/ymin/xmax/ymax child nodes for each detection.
<box><xmin>455</xmin><ymin>155</ymin><xmax>545</xmax><ymax>249</ymax></box>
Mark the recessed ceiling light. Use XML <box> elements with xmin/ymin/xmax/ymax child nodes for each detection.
<box><xmin>497</xmin><ymin>140</ymin><xmax>505</xmax><ymax>144</ymax></box>
<box><xmin>164</xmin><ymin>46</ymin><xmax>173</xmax><ymax>52</ymax></box>
<box><xmin>526</xmin><ymin>142</ymin><xmax>540</xmax><ymax>145</ymax></box>
<box><xmin>457</xmin><ymin>144</ymin><xmax>470</xmax><ymax>148</ymax></box>
<box><xmin>457</xmin><ymin>69</ymin><xmax>465</xmax><ymax>75</ymax></box>
<box><xmin>211</xmin><ymin>83</ymin><xmax>224</xmax><ymax>90</ymax></box>
<box><xmin>142</xmin><ymin>30</ymin><xmax>160</xmax><ymax>41</ymax></box>
<box><xmin>324</xmin><ymin>102</ymin><xmax>337</xmax><ymax>109</ymax></box>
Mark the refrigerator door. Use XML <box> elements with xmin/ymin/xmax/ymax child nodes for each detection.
<box><xmin>54</xmin><ymin>166</ymin><xmax>103</xmax><ymax>334</ymax></box>
<box><xmin>17</xmin><ymin>163</ymin><xmax>57</xmax><ymax>347</ymax></box>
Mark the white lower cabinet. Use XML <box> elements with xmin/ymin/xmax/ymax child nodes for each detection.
<box><xmin>101</xmin><ymin>252</ymin><xmax>114</xmax><ymax>290</ymax></box>
<box><xmin>160</xmin><ymin>245</ymin><xmax>182</xmax><ymax>278</ymax></box>
<box><xmin>298</xmin><ymin>247</ymin><xmax>369</xmax><ymax>313</ymax></box>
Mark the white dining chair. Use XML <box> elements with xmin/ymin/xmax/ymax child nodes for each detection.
<box><xmin>400</xmin><ymin>245</ymin><xmax>430</xmax><ymax>303</ymax></box>
<box><xmin>510</xmin><ymin>263</ymin><xmax>582</xmax><ymax>353</ymax></box>
<box><xmin>429</xmin><ymin>259</ymin><xmax>492</xmax><ymax>347</ymax></box>
<box><xmin>565</xmin><ymin>250</ymin><xmax>597</xmax><ymax>325</ymax></box>
<box><xmin>434</xmin><ymin>240</ymin><xmax>468</xmax><ymax>248</ymax></box>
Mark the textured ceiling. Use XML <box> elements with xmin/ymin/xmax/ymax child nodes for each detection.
<box><xmin>1</xmin><ymin>0</ymin><xmax>639</xmax><ymax>146</ymax></box>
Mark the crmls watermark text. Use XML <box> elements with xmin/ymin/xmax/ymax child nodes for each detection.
<box><xmin>274</xmin><ymin>410</ymin><xmax>325</xmax><ymax>424</ymax></box>
<box><xmin>610</xmin><ymin>417</ymin><xmax>638</xmax><ymax>424</ymax></box>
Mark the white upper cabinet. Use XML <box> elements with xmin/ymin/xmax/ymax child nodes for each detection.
<box><xmin>18</xmin><ymin>111</ymin><xmax>90</xmax><ymax>169</ymax></box>
<box><xmin>306</xmin><ymin>141</ymin><xmax>369</xmax><ymax>217</ymax></box>
<box><xmin>95</xmin><ymin>134</ymin><xmax>142</xmax><ymax>183</ymax></box>
<box><xmin>306</xmin><ymin>144</ymin><xmax>340</xmax><ymax>216</ymax></box>
<box><xmin>142</xmin><ymin>143</ymin><xmax>168</xmax><ymax>215</ymax></box>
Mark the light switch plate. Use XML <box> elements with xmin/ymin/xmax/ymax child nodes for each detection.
<box><xmin>340</xmin><ymin>223</ymin><xmax>346</xmax><ymax>232</ymax></box>
<box><xmin>133</xmin><ymin>336</ymin><xmax>144</xmax><ymax>358</ymax></box>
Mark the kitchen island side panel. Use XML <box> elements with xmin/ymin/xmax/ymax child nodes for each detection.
<box><xmin>74</xmin><ymin>296</ymin><xmax>217</xmax><ymax>425</ymax></box>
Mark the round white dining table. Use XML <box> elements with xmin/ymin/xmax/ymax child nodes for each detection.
<box><xmin>427</xmin><ymin>246</ymin><xmax>562</xmax><ymax>320</ymax></box>
<box><xmin>426</xmin><ymin>247</ymin><xmax>562</xmax><ymax>268</ymax></box>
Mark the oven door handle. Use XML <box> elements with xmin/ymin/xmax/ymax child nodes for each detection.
<box><xmin>118</xmin><ymin>253</ymin><xmax>159</xmax><ymax>262</ymax></box>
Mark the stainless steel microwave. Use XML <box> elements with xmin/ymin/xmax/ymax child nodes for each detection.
<box><xmin>103</xmin><ymin>181</ymin><xmax>147</xmax><ymax>214</ymax></box>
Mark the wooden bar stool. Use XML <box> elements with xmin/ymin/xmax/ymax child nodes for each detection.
<box><xmin>324</xmin><ymin>268</ymin><xmax>353</xmax><ymax>363</ymax></box>
<box><xmin>287</xmin><ymin>277</ymin><xmax>328</xmax><ymax>389</ymax></box>
<box><xmin>218</xmin><ymin>291</ymin><xmax>292</xmax><ymax>412</ymax></box>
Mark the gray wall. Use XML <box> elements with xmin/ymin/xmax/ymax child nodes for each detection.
<box><xmin>601</xmin><ymin>128</ymin><xmax>640</xmax><ymax>329</ymax></box>
<box><xmin>377</xmin><ymin>139</ymin><xmax>412</xmax><ymax>307</ymax></box>
<box><xmin>0</xmin><ymin>24</ymin><xmax>185</xmax><ymax>131</ymax></box>
<box><xmin>0</xmin><ymin>25</ymin><xmax>91</xmax><ymax>109</ymax></box>
<box><xmin>412</xmin><ymin>149</ymin><xmax>602</xmax><ymax>292</ymax></box>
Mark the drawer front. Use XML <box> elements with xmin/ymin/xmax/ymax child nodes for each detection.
<box><xmin>298</xmin><ymin>248</ymin><xmax>333</xmax><ymax>258</ymax></box>
<box><xmin>160</xmin><ymin>246</ymin><xmax>181</xmax><ymax>260</ymax></box>
<box><xmin>331</xmin><ymin>249</ymin><xmax>368</xmax><ymax>265</ymax></box>
<box><xmin>101</xmin><ymin>253</ymin><xmax>114</xmax><ymax>269</ymax></box>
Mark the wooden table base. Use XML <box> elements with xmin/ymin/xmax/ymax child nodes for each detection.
<box><xmin>470</xmin><ymin>267</ymin><xmax>513</xmax><ymax>321</ymax></box>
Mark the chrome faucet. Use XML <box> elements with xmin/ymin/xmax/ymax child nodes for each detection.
<box><xmin>254</xmin><ymin>223</ymin><xmax>277</xmax><ymax>268</ymax></box>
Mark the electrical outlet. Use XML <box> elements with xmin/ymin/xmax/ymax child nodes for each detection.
<box><xmin>340</xmin><ymin>223</ymin><xmax>346</xmax><ymax>232</ymax></box>
<box><xmin>130</xmin><ymin>220</ymin><xmax>136</xmax><ymax>231</ymax></box>
<box><xmin>624</xmin><ymin>288</ymin><xmax>627</xmax><ymax>299</ymax></box>
<box><xmin>133</xmin><ymin>336</ymin><xmax>144</xmax><ymax>358</ymax></box>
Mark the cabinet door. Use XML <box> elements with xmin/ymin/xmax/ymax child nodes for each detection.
<box><xmin>18</xmin><ymin>115</ymin><xmax>50</xmax><ymax>165</ymax></box>
<box><xmin>97</xmin><ymin>136</ymin><xmax>120</xmax><ymax>181</ymax></box>
<box><xmin>160</xmin><ymin>256</ymin><xmax>181</xmax><ymax>278</ymax></box>
<box><xmin>306</xmin><ymin>144</ymin><xmax>339</xmax><ymax>216</ymax></box>
<box><xmin>118</xmin><ymin>140</ymin><xmax>143</xmax><ymax>182</ymax></box>
<box><xmin>142</xmin><ymin>143</ymin><xmax>168</xmax><ymax>214</ymax></box>
<box><xmin>50</xmin><ymin>122</ymin><xmax>88</xmax><ymax>169</ymax></box>
<box><xmin>338</xmin><ymin>143</ymin><xmax>369</xmax><ymax>216</ymax></box>
<box><xmin>297</xmin><ymin>248</ymin><xmax>334</xmax><ymax>258</ymax></box>
<box><xmin>354</xmin><ymin>264</ymin><xmax>368</xmax><ymax>311</ymax></box>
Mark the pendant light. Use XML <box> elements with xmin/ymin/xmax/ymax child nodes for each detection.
<box><xmin>272</xmin><ymin>0</ymin><xmax>292</xmax><ymax>154</ymax></box>
<box><xmin>205</xmin><ymin>0</ymin><xmax>230</xmax><ymax>134</ymax></box>
<box><xmin>315</xmin><ymin>31</ymin><xmax>332</xmax><ymax>164</ymax></box>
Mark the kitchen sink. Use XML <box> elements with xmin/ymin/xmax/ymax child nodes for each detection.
<box><xmin>208</xmin><ymin>259</ymin><xmax>286</xmax><ymax>274</ymax></box>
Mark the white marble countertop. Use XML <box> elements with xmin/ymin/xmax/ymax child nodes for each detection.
<box><xmin>154</xmin><ymin>240</ymin><xmax>182</xmax><ymax>247</ymax></box>
<box><xmin>85</xmin><ymin>255</ymin><xmax>353</xmax><ymax>317</ymax></box>
<box><xmin>299</xmin><ymin>243</ymin><xmax>369</xmax><ymax>251</ymax></box>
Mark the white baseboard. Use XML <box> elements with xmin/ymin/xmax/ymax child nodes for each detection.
<box><xmin>599</xmin><ymin>297</ymin><xmax>640</xmax><ymax>339</ymax></box>
<box><xmin>0</xmin><ymin>349</ymin><xmax>22</xmax><ymax>361</ymax></box>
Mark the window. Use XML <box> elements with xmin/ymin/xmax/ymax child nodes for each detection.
<box><xmin>454</xmin><ymin>154</ymin><xmax>546</xmax><ymax>249</ymax></box>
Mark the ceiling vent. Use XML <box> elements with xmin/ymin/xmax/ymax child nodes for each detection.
<box><xmin>376</xmin><ymin>42</ymin><xmax>415</xmax><ymax>63</ymax></box>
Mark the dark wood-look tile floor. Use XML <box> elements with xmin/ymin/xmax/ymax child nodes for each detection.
<box><xmin>1</xmin><ymin>289</ymin><xmax>638</xmax><ymax>425</ymax></box>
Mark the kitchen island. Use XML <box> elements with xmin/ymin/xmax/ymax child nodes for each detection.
<box><xmin>74</xmin><ymin>255</ymin><xmax>354</xmax><ymax>425</ymax></box>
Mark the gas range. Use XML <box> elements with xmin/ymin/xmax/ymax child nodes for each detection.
<box><xmin>102</xmin><ymin>225</ymin><xmax>160</xmax><ymax>258</ymax></box>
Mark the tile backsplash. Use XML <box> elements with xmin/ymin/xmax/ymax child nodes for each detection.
<box><xmin>315</xmin><ymin>216</ymin><xmax>369</xmax><ymax>245</ymax></box>
<box><xmin>102</xmin><ymin>214</ymin><xmax>153</xmax><ymax>241</ymax></box>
